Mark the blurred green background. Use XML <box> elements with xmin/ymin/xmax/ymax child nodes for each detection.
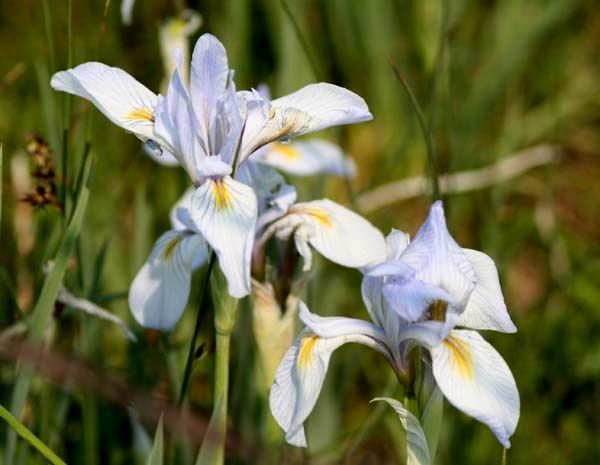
<box><xmin>1</xmin><ymin>0</ymin><xmax>599</xmax><ymax>464</ymax></box>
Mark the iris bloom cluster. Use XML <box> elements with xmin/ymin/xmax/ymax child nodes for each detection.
<box><xmin>51</xmin><ymin>34</ymin><xmax>384</xmax><ymax>329</ymax></box>
<box><xmin>270</xmin><ymin>202</ymin><xmax>520</xmax><ymax>448</ymax></box>
<box><xmin>52</xmin><ymin>31</ymin><xmax>520</xmax><ymax>454</ymax></box>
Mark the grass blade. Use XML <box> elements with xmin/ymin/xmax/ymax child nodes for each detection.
<box><xmin>146</xmin><ymin>415</ymin><xmax>164</xmax><ymax>465</ymax></box>
<box><xmin>0</xmin><ymin>143</ymin><xmax>2</xmax><ymax>236</ymax></box>
<box><xmin>5</xmin><ymin>152</ymin><xmax>93</xmax><ymax>463</ymax></box>
<box><xmin>0</xmin><ymin>403</ymin><xmax>66</xmax><ymax>465</ymax></box>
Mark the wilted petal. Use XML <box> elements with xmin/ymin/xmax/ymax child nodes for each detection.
<box><xmin>129</xmin><ymin>230</ymin><xmax>207</xmax><ymax>330</ymax></box>
<box><xmin>190</xmin><ymin>176</ymin><xmax>257</xmax><ymax>298</ymax></box>
<box><xmin>430</xmin><ymin>329</ymin><xmax>520</xmax><ymax>448</ymax></box>
<box><xmin>257</xmin><ymin>140</ymin><xmax>356</xmax><ymax>177</ymax></box>
<box><xmin>457</xmin><ymin>249</ymin><xmax>517</xmax><ymax>333</ymax></box>
<box><xmin>51</xmin><ymin>62</ymin><xmax>157</xmax><ymax>141</ymax></box>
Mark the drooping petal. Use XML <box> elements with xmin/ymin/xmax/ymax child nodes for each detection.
<box><xmin>270</xmin><ymin>83</ymin><xmax>372</xmax><ymax>134</ymax></box>
<box><xmin>429</xmin><ymin>329</ymin><xmax>520</xmax><ymax>448</ymax></box>
<box><xmin>51</xmin><ymin>62</ymin><xmax>157</xmax><ymax>141</ymax></box>
<box><xmin>270</xmin><ymin>320</ymin><xmax>390</xmax><ymax>447</ymax></box>
<box><xmin>457</xmin><ymin>249</ymin><xmax>517</xmax><ymax>333</ymax></box>
<box><xmin>298</xmin><ymin>301</ymin><xmax>389</xmax><ymax>348</ymax></box>
<box><xmin>263</xmin><ymin>200</ymin><xmax>386</xmax><ymax>270</ymax></box>
<box><xmin>190</xmin><ymin>176</ymin><xmax>257</xmax><ymax>298</ymax></box>
<box><xmin>399</xmin><ymin>201</ymin><xmax>476</xmax><ymax>308</ymax></box>
<box><xmin>257</xmin><ymin>140</ymin><xmax>356</xmax><ymax>177</ymax></box>
<box><xmin>129</xmin><ymin>230</ymin><xmax>207</xmax><ymax>330</ymax></box>
<box><xmin>239</xmin><ymin>83</ymin><xmax>372</xmax><ymax>161</ymax></box>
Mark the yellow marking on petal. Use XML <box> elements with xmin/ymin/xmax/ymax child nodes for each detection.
<box><xmin>271</xmin><ymin>142</ymin><xmax>300</xmax><ymax>161</ymax></box>
<box><xmin>123</xmin><ymin>108</ymin><xmax>155</xmax><ymax>123</ymax></box>
<box><xmin>291</xmin><ymin>206</ymin><xmax>333</xmax><ymax>228</ymax></box>
<box><xmin>213</xmin><ymin>179</ymin><xmax>232</xmax><ymax>211</ymax></box>
<box><xmin>429</xmin><ymin>300</ymin><xmax>448</xmax><ymax>322</ymax></box>
<box><xmin>297</xmin><ymin>335</ymin><xmax>319</xmax><ymax>370</ymax></box>
<box><xmin>444</xmin><ymin>335</ymin><xmax>473</xmax><ymax>380</ymax></box>
<box><xmin>163</xmin><ymin>236</ymin><xmax>183</xmax><ymax>261</ymax></box>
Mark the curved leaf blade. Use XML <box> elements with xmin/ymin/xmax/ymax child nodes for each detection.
<box><xmin>372</xmin><ymin>397</ymin><xmax>431</xmax><ymax>465</ymax></box>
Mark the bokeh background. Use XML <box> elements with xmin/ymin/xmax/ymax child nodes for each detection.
<box><xmin>1</xmin><ymin>0</ymin><xmax>599</xmax><ymax>464</ymax></box>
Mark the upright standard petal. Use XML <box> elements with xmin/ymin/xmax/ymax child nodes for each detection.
<box><xmin>399</xmin><ymin>201</ymin><xmax>476</xmax><ymax>308</ymax></box>
<box><xmin>154</xmin><ymin>62</ymin><xmax>204</xmax><ymax>182</ymax></box>
<box><xmin>129</xmin><ymin>230</ymin><xmax>207</xmax><ymax>330</ymax></box>
<box><xmin>429</xmin><ymin>329</ymin><xmax>520</xmax><ymax>448</ymax></box>
<box><xmin>257</xmin><ymin>140</ymin><xmax>356</xmax><ymax>177</ymax></box>
<box><xmin>51</xmin><ymin>62</ymin><xmax>157</xmax><ymax>141</ymax></box>
<box><xmin>190</xmin><ymin>176</ymin><xmax>257</xmax><ymax>298</ymax></box>
<box><xmin>190</xmin><ymin>34</ymin><xmax>229</xmax><ymax>144</ymax></box>
<box><xmin>457</xmin><ymin>249</ymin><xmax>517</xmax><ymax>333</ymax></box>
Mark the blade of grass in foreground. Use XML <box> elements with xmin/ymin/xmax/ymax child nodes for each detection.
<box><xmin>0</xmin><ymin>144</ymin><xmax>3</xmax><ymax>236</ymax></box>
<box><xmin>0</xmin><ymin>403</ymin><xmax>66</xmax><ymax>465</ymax></box>
<box><xmin>5</xmin><ymin>151</ymin><xmax>93</xmax><ymax>464</ymax></box>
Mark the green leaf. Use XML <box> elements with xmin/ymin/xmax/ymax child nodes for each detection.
<box><xmin>420</xmin><ymin>385</ymin><xmax>443</xmax><ymax>461</ymax></box>
<box><xmin>195</xmin><ymin>395</ymin><xmax>225</xmax><ymax>465</ymax></box>
<box><xmin>0</xmin><ymin>403</ymin><xmax>66</xmax><ymax>465</ymax></box>
<box><xmin>146</xmin><ymin>415</ymin><xmax>164</xmax><ymax>465</ymax></box>
<box><xmin>6</xmin><ymin>152</ymin><xmax>93</xmax><ymax>464</ymax></box>
<box><xmin>372</xmin><ymin>397</ymin><xmax>431</xmax><ymax>465</ymax></box>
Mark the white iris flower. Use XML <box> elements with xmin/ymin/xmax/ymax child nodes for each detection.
<box><xmin>270</xmin><ymin>201</ymin><xmax>520</xmax><ymax>448</ymax></box>
<box><xmin>51</xmin><ymin>33</ymin><xmax>372</xmax><ymax>305</ymax></box>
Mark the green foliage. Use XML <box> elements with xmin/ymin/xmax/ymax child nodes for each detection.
<box><xmin>0</xmin><ymin>1</ymin><xmax>599</xmax><ymax>464</ymax></box>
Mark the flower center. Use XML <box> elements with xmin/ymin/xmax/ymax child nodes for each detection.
<box><xmin>428</xmin><ymin>299</ymin><xmax>448</xmax><ymax>322</ymax></box>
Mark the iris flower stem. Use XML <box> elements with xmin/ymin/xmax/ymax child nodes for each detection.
<box><xmin>212</xmin><ymin>330</ymin><xmax>231</xmax><ymax>465</ymax></box>
<box><xmin>177</xmin><ymin>252</ymin><xmax>217</xmax><ymax>407</ymax></box>
<box><xmin>389</xmin><ymin>61</ymin><xmax>441</xmax><ymax>202</ymax></box>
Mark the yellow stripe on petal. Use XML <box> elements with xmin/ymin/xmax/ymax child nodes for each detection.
<box><xmin>444</xmin><ymin>335</ymin><xmax>474</xmax><ymax>380</ymax></box>
<box><xmin>123</xmin><ymin>107</ymin><xmax>155</xmax><ymax>123</ymax></box>
<box><xmin>213</xmin><ymin>179</ymin><xmax>232</xmax><ymax>211</ymax></box>
<box><xmin>163</xmin><ymin>235</ymin><xmax>183</xmax><ymax>261</ymax></box>
<box><xmin>297</xmin><ymin>334</ymin><xmax>319</xmax><ymax>370</ymax></box>
<box><xmin>291</xmin><ymin>206</ymin><xmax>333</xmax><ymax>228</ymax></box>
<box><xmin>271</xmin><ymin>142</ymin><xmax>300</xmax><ymax>160</ymax></box>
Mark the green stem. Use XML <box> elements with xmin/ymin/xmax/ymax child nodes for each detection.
<box><xmin>213</xmin><ymin>331</ymin><xmax>231</xmax><ymax>465</ymax></box>
<box><xmin>389</xmin><ymin>62</ymin><xmax>441</xmax><ymax>201</ymax></box>
<box><xmin>178</xmin><ymin>253</ymin><xmax>217</xmax><ymax>407</ymax></box>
